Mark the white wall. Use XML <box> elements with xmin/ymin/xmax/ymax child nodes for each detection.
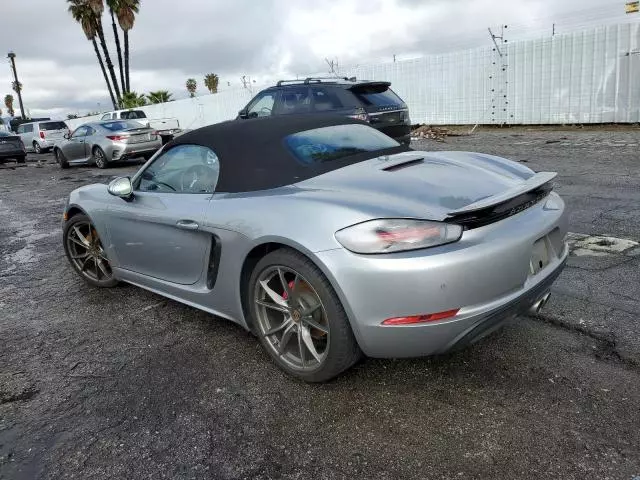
<box><xmin>68</xmin><ymin>22</ymin><xmax>640</xmax><ymax>129</ymax></box>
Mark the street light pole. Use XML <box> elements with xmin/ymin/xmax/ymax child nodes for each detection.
<box><xmin>7</xmin><ymin>51</ymin><xmax>26</xmax><ymax>120</ymax></box>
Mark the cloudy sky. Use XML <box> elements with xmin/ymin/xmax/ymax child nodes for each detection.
<box><xmin>0</xmin><ymin>0</ymin><xmax>631</xmax><ymax>118</ymax></box>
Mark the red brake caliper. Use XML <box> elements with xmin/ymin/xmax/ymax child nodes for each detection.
<box><xmin>282</xmin><ymin>280</ymin><xmax>295</xmax><ymax>301</ymax></box>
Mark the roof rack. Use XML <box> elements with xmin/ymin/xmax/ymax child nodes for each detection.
<box><xmin>275</xmin><ymin>76</ymin><xmax>357</xmax><ymax>87</ymax></box>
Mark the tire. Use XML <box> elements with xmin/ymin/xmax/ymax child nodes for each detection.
<box><xmin>93</xmin><ymin>147</ymin><xmax>108</xmax><ymax>169</ymax></box>
<box><xmin>54</xmin><ymin>149</ymin><xmax>69</xmax><ymax>169</ymax></box>
<box><xmin>63</xmin><ymin>213</ymin><xmax>118</xmax><ymax>288</ymax></box>
<box><xmin>33</xmin><ymin>141</ymin><xmax>42</xmax><ymax>154</ymax></box>
<box><xmin>248</xmin><ymin>248</ymin><xmax>362</xmax><ymax>382</ymax></box>
<box><xmin>16</xmin><ymin>156</ymin><xmax>26</xmax><ymax>164</ymax></box>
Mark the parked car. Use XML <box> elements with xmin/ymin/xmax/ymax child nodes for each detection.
<box><xmin>53</xmin><ymin>120</ymin><xmax>162</xmax><ymax>169</ymax></box>
<box><xmin>237</xmin><ymin>77</ymin><xmax>412</xmax><ymax>144</ymax></box>
<box><xmin>16</xmin><ymin>120</ymin><xmax>69</xmax><ymax>154</ymax></box>
<box><xmin>0</xmin><ymin>130</ymin><xmax>26</xmax><ymax>163</ymax></box>
<box><xmin>100</xmin><ymin>109</ymin><xmax>181</xmax><ymax>144</ymax></box>
<box><xmin>61</xmin><ymin>114</ymin><xmax>568</xmax><ymax>382</ymax></box>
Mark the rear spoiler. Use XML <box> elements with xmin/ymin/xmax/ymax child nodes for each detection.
<box><xmin>347</xmin><ymin>81</ymin><xmax>391</xmax><ymax>92</ymax></box>
<box><xmin>447</xmin><ymin>171</ymin><xmax>557</xmax><ymax>215</ymax></box>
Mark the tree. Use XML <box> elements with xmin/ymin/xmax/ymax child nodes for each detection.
<box><xmin>110</xmin><ymin>0</ymin><xmax>140</xmax><ymax>93</ymax></box>
<box><xmin>106</xmin><ymin>0</ymin><xmax>126</xmax><ymax>94</ymax></box>
<box><xmin>67</xmin><ymin>0</ymin><xmax>118</xmax><ymax>109</ymax></box>
<box><xmin>4</xmin><ymin>95</ymin><xmax>15</xmax><ymax>117</ymax></box>
<box><xmin>204</xmin><ymin>73</ymin><xmax>219</xmax><ymax>94</ymax></box>
<box><xmin>147</xmin><ymin>90</ymin><xmax>173</xmax><ymax>104</ymax></box>
<box><xmin>121</xmin><ymin>91</ymin><xmax>147</xmax><ymax>108</ymax></box>
<box><xmin>186</xmin><ymin>78</ymin><xmax>197</xmax><ymax>98</ymax></box>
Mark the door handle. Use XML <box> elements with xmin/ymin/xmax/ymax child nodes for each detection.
<box><xmin>176</xmin><ymin>220</ymin><xmax>199</xmax><ymax>230</ymax></box>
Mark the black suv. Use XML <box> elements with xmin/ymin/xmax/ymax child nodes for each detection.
<box><xmin>237</xmin><ymin>77</ymin><xmax>411</xmax><ymax>144</ymax></box>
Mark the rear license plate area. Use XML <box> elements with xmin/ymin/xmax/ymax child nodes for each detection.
<box><xmin>530</xmin><ymin>237</ymin><xmax>551</xmax><ymax>276</ymax></box>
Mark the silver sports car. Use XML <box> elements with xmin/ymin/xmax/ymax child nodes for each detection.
<box><xmin>62</xmin><ymin>115</ymin><xmax>568</xmax><ymax>382</ymax></box>
<box><xmin>53</xmin><ymin>120</ymin><xmax>162</xmax><ymax>169</ymax></box>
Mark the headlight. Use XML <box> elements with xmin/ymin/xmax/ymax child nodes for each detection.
<box><xmin>335</xmin><ymin>219</ymin><xmax>463</xmax><ymax>254</ymax></box>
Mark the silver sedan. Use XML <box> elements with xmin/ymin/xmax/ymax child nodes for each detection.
<box><xmin>61</xmin><ymin>115</ymin><xmax>568</xmax><ymax>382</ymax></box>
<box><xmin>53</xmin><ymin>120</ymin><xmax>162</xmax><ymax>169</ymax></box>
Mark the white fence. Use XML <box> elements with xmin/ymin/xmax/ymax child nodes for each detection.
<box><xmin>68</xmin><ymin>22</ymin><xmax>640</xmax><ymax>130</ymax></box>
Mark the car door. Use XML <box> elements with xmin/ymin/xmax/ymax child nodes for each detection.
<box><xmin>18</xmin><ymin>124</ymin><xmax>33</xmax><ymax>146</ymax></box>
<box><xmin>106</xmin><ymin>144</ymin><xmax>220</xmax><ymax>285</ymax></box>
<box><xmin>64</xmin><ymin>126</ymin><xmax>90</xmax><ymax>161</ymax></box>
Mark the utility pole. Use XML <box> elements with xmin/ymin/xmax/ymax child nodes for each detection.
<box><xmin>7</xmin><ymin>51</ymin><xmax>26</xmax><ymax>120</ymax></box>
<box><xmin>487</xmin><ymin>25</ymin><xmax>512</xmax><ymax>126</ymax></box>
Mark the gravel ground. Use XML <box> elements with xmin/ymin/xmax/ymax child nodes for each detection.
<box><xmin>1</xmin><ymin>128</ymin><xmax>639</xmax><ymax>480</ymax></box>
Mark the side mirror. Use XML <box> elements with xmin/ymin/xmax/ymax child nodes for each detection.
<box><xmin>64</xmin><ymin>132</ymin><xmax>71</xmax><ymax>139</ymax></box>
<box><xmin>238</xmin><ymin>109</ymin><xmax>249</xmax><ymax>119</ymax></box>
<box><xmin>108</xmin><ymin>176</ymin><xmax>133</xmax><ymax>201</ymax></box>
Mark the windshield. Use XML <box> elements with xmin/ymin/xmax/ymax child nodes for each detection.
<box><xmin>102</xmin><ymin>120</ymin><xmax>146</xmax><ymax>131</ymax></box>
<box><xmin>285</xmin><ymin>124</ymin><xmax>400</xmax><ymax>165</ymax></box>
<box><xmin>40</xmin><ymin>121</ymin><xmax>68</xmax><ymax>131</ymax></box>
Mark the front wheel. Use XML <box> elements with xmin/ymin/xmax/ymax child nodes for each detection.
<box><xmin>16</xmin><ymin>156</ymin><xmax>26</xmax><ymax>164</ymax></box>
<box><xmin>93</xmin><ymin>147</ymin><xmax>108</xmax><ymax>169</ymax></box>
<box><xmin>248</xmin><ymin>248</ymin><xmax>362</xmax><ymax>382</ymax></box>
<box><xmin>63</xmin><ymin>213</ymin><xmax>118</xmax><ymax>288</ymax></box>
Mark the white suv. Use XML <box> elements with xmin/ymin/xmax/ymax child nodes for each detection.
<box><xmin>17</xmin><ymin>120</ymin><xmax>70</xmax><ymax>154</ymax></box>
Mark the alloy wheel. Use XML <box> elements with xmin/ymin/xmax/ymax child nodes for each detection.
<box><xmin>65</xmin><ymin>221</ymin><xmax>113</xmax><ymax>282</ymax></box>
<box><xmin>254</xmin><ymin>266</ymin><xmax>330</xmax><ymax>371</ymax></box>
<box><xmin>94</xmin><ymin>149</ymin><xmax>106</xmax><ymax>169</ymax></box>
<box><xmin>33</xmin><ymin>142</ymin><xmax>41</xmax><ymax>154</ymax></box>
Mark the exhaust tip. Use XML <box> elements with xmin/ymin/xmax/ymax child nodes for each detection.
<box><xmin>529</xmin><ymin>292</ymin><xmax>551</xmax><ymax>316</ymax></box>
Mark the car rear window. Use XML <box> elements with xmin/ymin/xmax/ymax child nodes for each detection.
<box><xmin>0</xmin><ymin>131</ymin><xmax>15</xmax><ymax>137</ymax></box>
<box><xmin>351</xmin><ymin>84</ymin><xmax>405</xmax><ymax>107</ymax></box>
<box><xmin>39</xmin><ymin>121</ymin><xmax>68</xmax><ymax>131</ymax></box>
<box><xmin>102</xmin><ymin>120</ymin><xmax>145</xmax><ymax>131</ymax></box>
<box><xmin>285</xmin><ymin>124</ymin><xmax>400</xmax><ymax>165</ymax></box>
<box><xmin>120</xmin><ymin>110</ymin><xmax>147</xmax><ymax>120</ymax></box>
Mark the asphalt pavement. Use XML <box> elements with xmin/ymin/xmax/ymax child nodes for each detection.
<box><xmin>1</xmin><ymin>128</ymin><xmax>639</xmax><ymax>480</ymax></box>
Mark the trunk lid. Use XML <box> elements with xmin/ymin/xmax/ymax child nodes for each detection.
<box><xmin>0</xmin><ymin>135</ymin><xmax>23</xmax><ymax>150</ymax></box>
<box><xmin>39</xmin><ymin>121</ymin><xmax>69</xmax><ymax>140</ymax></box>
<box><xmin>348</xmin><ymin>82</ymin><xmax>410</xmax><ymax>137</ymax></box>
<box><xmin>296</xmin><ymin>150</ymin><xmax>553</xmax><ymax>222</ymax></box>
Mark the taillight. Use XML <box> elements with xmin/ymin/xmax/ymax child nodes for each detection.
<box><xmin>348</xmin><ymin>107</ymin><xmax>370</xmax><ymax>122</ymax></box>
<box><xmin>39</xmin><ymin>131</ymin><xmax>45</xmax><ymax>139</ymax></box>
<box><xmin>106</xmin><ymin>135</ymin><xmax>127</xmax><ymax>141</ymax></box>
<box><xmin>382</xmin><ymin>309</ymin><xmax>460</xmax><ymax>325</ymax></box>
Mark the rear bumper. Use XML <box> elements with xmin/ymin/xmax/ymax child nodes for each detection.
<box><xmin>109</xmin><ymin>139</ymin><xmax>162</xmax><ymax>161</ymax></box>
<box><xmin>313</xmin><ymin>192</ymin><xmax>569</xmax><ymax>358</ymax></box>
<box><xmin>0</xmin><ymin>148</ymin><xmax>26</xmax><ymax>158</ymax></box>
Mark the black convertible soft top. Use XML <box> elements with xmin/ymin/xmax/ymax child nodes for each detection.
<box><xmin>170</xmin><ymin>114</ymin><xmax>410</xmax><ymax>193</ymax></box>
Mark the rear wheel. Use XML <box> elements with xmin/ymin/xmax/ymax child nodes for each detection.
<box><xmin>54</xmin><ymin>149</ymin><xmax>69</xmax><ymax>169</ymax></box>
<box><xmin>33</xmin><ymin>141</ymin><xmax>42</xmax><ymax>154</ymax></box>
<box><xmin>93</xmin><ymin>147</ymin><xmax>107</xmax><ymax>169</ymax></box>
<box><xmin>63</xmin><ymin>214</ymin><xmax>118</xmax><ymax>288</ymax></box>
<box><xmin>248</xmin><ymin>248</ymin><xmax>362</xmax><ymax>382</ymax></box>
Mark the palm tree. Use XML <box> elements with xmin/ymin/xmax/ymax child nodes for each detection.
<box><xmin>147</xmin><ymin>90</ymin><xmax>173</xmax><ymax>104</ymax></box>
<box><xmin>106</xmin><ymin>0</ymin><xmax>126</xmax><ymax>94</ymax></box>
<box><xmin>204</xmin><ymin>73</ymin><xmax>219</xmax><ymax>94</ymax></box>
<box><xmin>111</xmin><ymin>0</ymin><xmax>140</xmax><ymax>93</ymax></box>
<box><xmin>67</xmin><ymin>0</ymin><xmax>118</xmax><ymax>109</ymax></box>
<box><xmin>121</xmin><ymin>91</ymin><xmax>147</xmax><ymax>108</ymax></box>
<box><xmin>186</xmin><ymin>78</ymin><xmax>197</xmax><ymax>98</ymax></box>
<box><xmin>4</xmin><ymin>95</ymin><xmax>15</xmax><ymax>117</ymax></box>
